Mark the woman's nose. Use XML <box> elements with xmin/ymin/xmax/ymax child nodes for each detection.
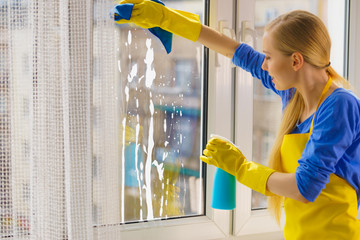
<box><xmin>261</xmin><ymin>61</ymin><xmax>267</xmax><ymax>71</ymax></box>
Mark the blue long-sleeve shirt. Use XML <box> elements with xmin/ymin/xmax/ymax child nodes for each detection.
<box><xmin>232</xmin><ymin>43</ymin><xmax>360</xmax><ymax>203</ymax></box>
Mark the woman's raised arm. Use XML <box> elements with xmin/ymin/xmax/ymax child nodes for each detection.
<box><xmin>198</xmin><ymin>24</ymin><xmax>241</xmax><ymax>58</ymax></box>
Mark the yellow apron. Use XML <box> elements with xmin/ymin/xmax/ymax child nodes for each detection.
<box><xmin>280</xmin><ymin>77</ymin><xmax>360</xmax><ymax>240</ymax></box>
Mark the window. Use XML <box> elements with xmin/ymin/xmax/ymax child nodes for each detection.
<box><xmin>92</xmin><ymin>0</ymin><xmax>205</xmax><ymax>225</ymax></box>
<box><xmin>233</xmin><ymin>0</ymin><xmax>350</xmax><ymax>237</ymax></box>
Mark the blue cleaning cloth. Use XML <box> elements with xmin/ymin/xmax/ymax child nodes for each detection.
<box><xmin>113</xmin><ymin>0</ymin><xmax>173</xmax><ymax>54</ymax></box>
<box><xmin>148</xmin><ymin>27</ymin><xmax>173</xmax><ymax>54</ymax></box>
<box><xmin>113</xmin><ymin>3</ymin><xmax>133</xmax><ymax>21</ymax></box>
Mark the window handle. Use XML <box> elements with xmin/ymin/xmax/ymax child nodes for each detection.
<box><xmin>239</xmin><ymin>20</ymin><xmax>257</xmax><ymax>47</ymax></box>
<box><xmin>216</xmin><ymin>20</ymin><xmax>236</xmax><ymax>68</ymax></box>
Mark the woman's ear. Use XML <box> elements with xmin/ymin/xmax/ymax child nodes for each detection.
<box><xmin>291</xmin><ymin>52</ymin><xmax>304</xmax><ymax>71</ymax></box>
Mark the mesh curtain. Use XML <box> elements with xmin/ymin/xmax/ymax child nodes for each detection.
<box><xmin>92</xmin><ymin>0</ymin><xmax>122</xmax><ymax>238</ymax></box>
<box><xmin>1</xmin><ymin>0</ymin><xmax>93</xmax><ymax>239</ymax></box>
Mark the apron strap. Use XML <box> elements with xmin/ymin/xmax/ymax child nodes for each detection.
<box><xmin>309</xmin><ymin>76</ymin><xmax>333</xmax><ymax>134</ymax></box>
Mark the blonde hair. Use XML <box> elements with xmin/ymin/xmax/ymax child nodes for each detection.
<box><xmin>265</xmin><ymin>10</ymin><xmax>351</xmax><ymax>224</ymax></box>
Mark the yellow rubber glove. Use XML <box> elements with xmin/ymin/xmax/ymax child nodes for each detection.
<box><xmin>201</xmin><ymin>136</ymin><xmax>276</xmax><ymax>195</ymax></box>
<box><xmin>116</xmin><ymin>0</ymin><xmax>201</xmax><ymax>42</ymax></box>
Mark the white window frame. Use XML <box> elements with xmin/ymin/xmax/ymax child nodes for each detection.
<box><xmin>231</xmin><ymin>0</ymin><xmax>284</xmax><ymax>238</ymax></box>
<box><xmin>348</xmin><ymin>0</ymin><xmax>360</xmax><ymax>94</ymax></box>
<box><xmin>348</xmin><ymin>0</ymin><xmax>360</xmax><ymax>220</ymax></box>
<box><xmin>207</xmin><ymin>0</ymin><xmax>284</xmax><ymax>238</ymax></box>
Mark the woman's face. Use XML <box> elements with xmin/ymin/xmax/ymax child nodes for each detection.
<box><xmin>261</xmin><ymin>31</ymin><xmax>296</xmax><ymax>90</ymax></box>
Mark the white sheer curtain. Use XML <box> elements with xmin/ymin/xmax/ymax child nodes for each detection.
<box><xmin>1</xmin><ymin>0</ymin><xmax>92</xmax><ymax>239</ymax></box>
<box><xmin>92</xmin><ymin>0</ymin><xmax>122</xmax><ymax>238</ymax></box>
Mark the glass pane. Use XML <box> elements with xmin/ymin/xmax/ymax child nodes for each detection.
<box><xmin>252</xmin><ymin>0</ymin><xmax>347</xmax><ymax>210</ymax></box>
<box><xmin>92</xmin><ymin>0</ymin><xmax>205</xmax><ymax>225</ymax></box>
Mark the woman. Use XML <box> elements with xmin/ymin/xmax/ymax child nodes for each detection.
<box><xmin>114</xmin><ymin>1</ymin><xmax>360</xmax><ymax>239</ymax></box>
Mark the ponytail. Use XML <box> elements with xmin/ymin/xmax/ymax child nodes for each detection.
<box><xmin>268</xmin><ymin>91</ymin><xmax>304</xmax><ymax>224</ymax></box>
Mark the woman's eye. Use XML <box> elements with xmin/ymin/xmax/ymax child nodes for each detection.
<box><xmin>265</xmin><ymin>56</ymin><xmax>271</xmax><ymax>60</ymax></box>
